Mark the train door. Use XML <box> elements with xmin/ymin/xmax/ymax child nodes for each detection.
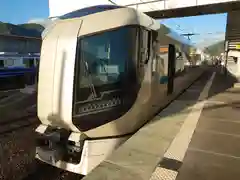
<box><xmin>157</xmin><ymin>46</ymin><xmax>169</xmax><ymax>84</ymax></box>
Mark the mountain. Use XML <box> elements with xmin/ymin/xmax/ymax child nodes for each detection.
<box><xmin>204</xmin><ymin>40</ymin><xmax>225</xmax><ymax>56</ymax></box>
<box><xmin>0</xmin><ymin>22</ymin><xmax>44</xmax><ymax>38</ymax></box>
<box><xmin>28</xmin><ymin>18</ymin><xmax>54</xmax><ymax>28</ymax></box>
<box><xmin>19</xmin><ymin>23</ymin><xmax>45</xmax><ymax>33</ymax></box>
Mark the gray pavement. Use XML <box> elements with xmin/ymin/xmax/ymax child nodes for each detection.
<box><xmin>150</xmin><ymin>68</ymin><xmax>213</xmax><ymax>180</ymax></box>
<box><xmin>175</xmin><ymin>68</ymin><xmax>240</xmax><ymax>180</ymax></box>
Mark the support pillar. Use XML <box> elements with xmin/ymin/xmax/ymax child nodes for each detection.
<box><xmin>224</xmin><ymin>41</ymin><xmax>229</xmax><ymax>75</ymax></box>
<box><xmin>237</xmin><ymin>57</ymin><xmax>240</xmax><ymax>81</ymax></box>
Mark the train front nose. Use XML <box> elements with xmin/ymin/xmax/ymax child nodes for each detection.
<box><xmin>36</xmin><ymin>16</ymin><xmax>142</xmax><ymax>174</ymax></box>
<box><xmin>37</xmin><ymin>19</ymin><xmax>82</xmax><ymax>132</ymax></box>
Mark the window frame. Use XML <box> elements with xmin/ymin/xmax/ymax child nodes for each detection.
<box><xmin>137</xmin><ymin>27</ymin><xmax>155</xmax><ymax>80</ymax></box>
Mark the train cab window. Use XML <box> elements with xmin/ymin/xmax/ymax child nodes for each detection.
<box><xmin>74</xmin><ymin>27</ymin><xmax>137</xmax><ymax>103</ymax></box>
<box><xmin>72</xmin><ymin>26</ymin><xmax>140</xmax><ymax>131</ymax></box>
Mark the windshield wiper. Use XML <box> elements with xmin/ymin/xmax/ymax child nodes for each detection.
<box><xmin>82</xmin><ymin>59</ymin><xmax>97</xmax><ymax>100</ymax></box>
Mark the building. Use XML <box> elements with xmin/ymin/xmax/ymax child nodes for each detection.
<box><xmin>225</xmin><ymin>10</ymin><xmax>240</xmax><ymax>77</ymax></box>
<box><xmin>0</xmin><ymin>34</ymin><xmax>41</xmax><ymax>53</ymax></box>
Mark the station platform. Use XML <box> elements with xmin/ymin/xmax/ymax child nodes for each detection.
<box><xmin>151</xmin><ymin>67</ymin><xmax>240</xmax><ymax>180</ymax></box>
<box><xmin>176</xmin><ymin>71</ymin><xmax>240</xmax><ymax>180</ymax></box>
<box><xmin>82</xmin><ymin>66</ymin><xmax>240</xmax><ymax>180</ymax></box>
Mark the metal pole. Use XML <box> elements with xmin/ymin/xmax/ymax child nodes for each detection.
<box><xmin>224</xmin><ymin>40</ymin><xmax>229</xmax><ymax>75</ymax></box>
<box><xmin>224</xmin><ymin>12</ymin><xmax>229</xmax><ymax>75</ymax></box>
<box><xmin>108</xmin><ymin>0</ymin><xmax>118</xmax><ymax>5</ymax></box>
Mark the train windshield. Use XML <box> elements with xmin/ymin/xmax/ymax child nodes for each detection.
<box><xmin>75</xmin><ymin>27</ymin><xmax>137</xmax><ymax>102</ymax></box>
<box><xmin>73</xmin><ymin>26</ymin><xmax>139</xmax><ymax>130</ymax></box>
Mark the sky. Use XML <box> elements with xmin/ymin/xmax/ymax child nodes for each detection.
<box><xmin>0</xmin><ymin>0</ymin><xmax>227</xmax><ymax>48</ymax></box>
<box><xmin>161</xmin><ymin>13</ymin><xmax>227</xmax><ymax>48</ymax></box>
<box><xmin>0</xmin><ymin>0</ymin><xmax>49</xmax><ymax>24</ymax></box>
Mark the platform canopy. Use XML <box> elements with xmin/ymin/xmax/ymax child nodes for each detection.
<box><xmin>49</xmin><ymin>0</ymin><xmax>240</xmax><ymax>18</ymax></box>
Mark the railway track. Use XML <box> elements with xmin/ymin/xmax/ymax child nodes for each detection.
<box><xmin>0</xmin><ymin>114</ymin><xmax>38</xmax><ymax>135</ymax></box>
<box><xmin>0</xmin><ymin>89</ymin><xmax>21</xmax><ymax>101</ymax></box>
<box><xmin>21</xmin><ymin>161</ymin><xmax>64</xmax><ymax>180</ymax></box>
<box><xmin>0</xmin><ymin>108</ymin><xmax>83</xmax><ymax>180</ymax></box>
<box><xmin>0</xmin><ymin>105</ymin><xmax>38</xmax><ymax>135</ymax></box>
<box><xmin>22</xmin><ymin>161</ymin><xmax>83</xmax><ymax>180</ymax></box>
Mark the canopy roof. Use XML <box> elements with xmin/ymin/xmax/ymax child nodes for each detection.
<box><xmin>49</xmin><ymin>0</ymin><xmax>239</xmax><ymax>18</ymax></box>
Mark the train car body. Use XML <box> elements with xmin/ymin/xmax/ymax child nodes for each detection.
<box><xmin>0</xmin><ymin>52</ymin><xmax>40</xmax><ymax>85</ymax></box>
<box><xmin>156</xmin><ymin>25</ymin><xmax>192</xmax><ymax>83</ymax></box>
<box><xmin>35</xmin><ymin>5</ymin><xmax>191</xmax><ymax>175</ymax></box>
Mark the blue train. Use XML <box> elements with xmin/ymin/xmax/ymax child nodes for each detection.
<box><xmin>0</xmin><ymin>52</ymin><xmax>40</xmax><ymax>87</ymax></box>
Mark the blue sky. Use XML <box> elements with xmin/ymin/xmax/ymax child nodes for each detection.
<box><xmin>161</xmin><ymin>13</ymin><xmax>227</xmax><ymax>47</ymax></box>
<box><xmin>0</xmin><ymin>0</ymin><xmax>49</xmax><ymax>24</ymax></box>
<box><xmin>0</xmin><ymin>0</ymin><xmax>226</xmax><ymax>47</ymax></box>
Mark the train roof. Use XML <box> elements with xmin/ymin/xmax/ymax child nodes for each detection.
<box><xmin>59</xmin><ymin>5</ymin><xmax>124</xmax><ymax>20</ymax></box>
<box><xmin>43</xmin><ymin>5</ymin><xmax>194</xmax><ymax>51</ymax></box>
<box><xmin>42</xmin><ymin>5</ymin><xmax>160</xmax><ymax>38</ymax></box>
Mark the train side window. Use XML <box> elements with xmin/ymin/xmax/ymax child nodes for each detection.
<box><xmin>29</xmin><ymin>58</ymin><xmax>34</xmax><ymax>67</ymax></box>
<box><xmin>138</xmin><ymin>28</ymin><xmax>152</xmax><ymax>80</ymax></box>
<box><xmin>23</xmin><ymin>58</ymin><xmax>29</xmax><ymax>67</ymax></box>
<box><xmin>147</xmin><ymin>31</ymin><xmax>152</xmax><ymax>61</ymax></box>
<box><xmin>5</xmin><ymin>59</ymin><xmax>14</xmax><ymax>66</ymax></box>
<box><xmin>0</xmin><ymin>60</ymin><xmax>4</xmax><ymax>68</ymax></box>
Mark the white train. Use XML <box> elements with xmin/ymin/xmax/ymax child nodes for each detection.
<box><xmin>35</xmin><ymin>5</ymin><xmax>192</xmax><ymax>175</ymax></box>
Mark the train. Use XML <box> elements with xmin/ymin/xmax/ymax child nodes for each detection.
<box><xmin>0</xmin><ymin>52</ymin><xmax>40</xmax><ymax>86</ymax></box>
<box><xmin>35</xmin><ymin>5</ymin><xmax>193</xmax><ymax>175</ymax></box>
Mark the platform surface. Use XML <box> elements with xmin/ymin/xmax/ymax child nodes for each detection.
<box><xmin>151</xmin><ymin>67</ymin><xmax>240</xmax><ymax>180</ymax></box>
<box><xmin>176</xmin><ymin>69</ymin><xmax>240</xmax><ymax>180</ymax></box>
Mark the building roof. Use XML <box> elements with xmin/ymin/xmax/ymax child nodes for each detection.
<box><xmin>0</xmin><ymin>33</ymin><xmax>41</xmax><ymax>40</ymax></box>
